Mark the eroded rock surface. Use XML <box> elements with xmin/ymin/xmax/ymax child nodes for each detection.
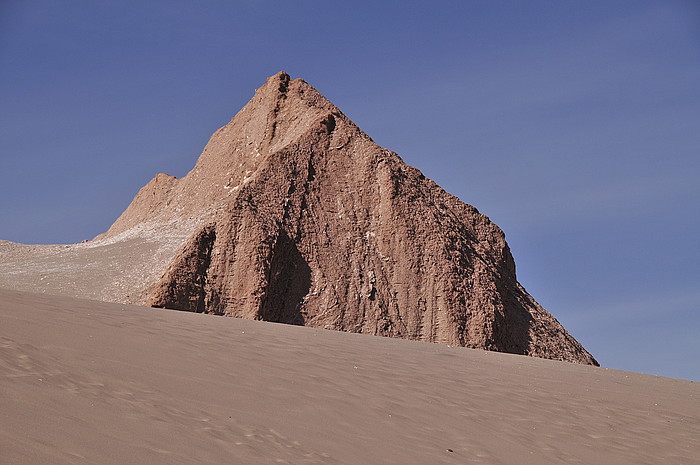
<box><xmin>128</xmin><ymin>72</ymin><xmax>595</xmax><ymax>364</ymax></box>
<box><xmin>1</xmin><ymin>72</ymin><xmax>597</xmax><ymax>365</ymax></box>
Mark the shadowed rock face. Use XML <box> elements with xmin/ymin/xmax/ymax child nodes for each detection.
<box><xmin>101</xmin><ymin>72</ymin><xmax>597</xmax><ymax>365</ymax></box>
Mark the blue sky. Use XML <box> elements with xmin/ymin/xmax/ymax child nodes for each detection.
<box><xmin>1</xmin><ymin>1</ymin><xmax>698</xmax><ymax>380</ymax></box>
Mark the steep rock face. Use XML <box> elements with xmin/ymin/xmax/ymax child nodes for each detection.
<box><xmin>115</xmin><ymin>72</ymin><xmax>596</xmax><ymax>365</ymax></box>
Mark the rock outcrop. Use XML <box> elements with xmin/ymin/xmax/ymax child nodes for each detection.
<box><xmin>104</xmin><ymin>71</ymin><xmax>597</xmax><ymax>365</ymax></box>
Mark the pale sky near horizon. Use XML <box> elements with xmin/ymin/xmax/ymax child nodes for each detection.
<box><xmin>1</xmin><ymin>1</ymin><xmax>698</xmax><ymax>381</ymax></box>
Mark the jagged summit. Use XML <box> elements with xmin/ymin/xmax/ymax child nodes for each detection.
<box><xmin>4</xmin><ymin>72</ymin><xmax>598</xmax><ymax>365</ymax></box>
<box><xmin>98</xmin><ymin>72</ymin><xmax>595</xmax><ymax>365</ymax></box>
<box><xmin>97</xmin><ymin>71</ymin><xmax>351</xmax><ymax>240</ymax></box>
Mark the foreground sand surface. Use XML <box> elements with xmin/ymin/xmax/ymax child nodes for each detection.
<box><xmin>1</xmin><ymin>289</ymin><xmax>697</xmax><ymax>464</ymax></box>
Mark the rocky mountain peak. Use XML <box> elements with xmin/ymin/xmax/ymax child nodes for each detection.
<box><xmin>95</xmin><ymin>72</ymin><xmax>597</xmax><ymax>365</ymax></box>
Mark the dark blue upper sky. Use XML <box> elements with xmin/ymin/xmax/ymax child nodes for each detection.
<box><xmin>1</xmin><ymin>0</ymin><xmax>698</xmax><ymax>380</ymax></box>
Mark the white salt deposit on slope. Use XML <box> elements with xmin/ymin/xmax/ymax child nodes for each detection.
<box><xmin>0</xmin><ymin>217</ymin><xmax>202</xmax><ymax>304</ymax></box>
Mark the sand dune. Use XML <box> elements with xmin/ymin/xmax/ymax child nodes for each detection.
<box><xmin>1</xmin><ymin>289</ymin><xmax>698</xmax><ymax>464</ymax></box>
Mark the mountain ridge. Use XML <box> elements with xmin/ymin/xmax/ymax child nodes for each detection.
<box><xmin>0</xmin><ymin>71</ymin><xmax>597</xmax><ymax>365</ymax></box>
<box><xmin>125</xmin><ymin>71</ymin><xmax>596</xmax><ymax>365</ymax></box>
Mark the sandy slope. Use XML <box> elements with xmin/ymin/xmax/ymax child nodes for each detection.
<box><xmin>1</xmin><ymin>289</ymin><xmax>697</xmax><ymax>464</ymax></box>
<box><xmin>0</xmin><ymin>218</ymin><xmax>200</xmax><ymax>306</ymax></box>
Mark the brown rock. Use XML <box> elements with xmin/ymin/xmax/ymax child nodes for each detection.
<box><xmin>0</xmin><ymin>72</ymin><xmax>597</xmax><ymax>365</ymax></box>
<box><xmin>103</xmin><ymin>71</ymin><xmax>596</xmax><ymax>365</ymax></box>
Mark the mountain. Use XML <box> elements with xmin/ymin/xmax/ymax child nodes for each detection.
<box><xmin>0</xmin><ymin>72</ymin><xmax>597</xmax><ymax>365</ymax></box>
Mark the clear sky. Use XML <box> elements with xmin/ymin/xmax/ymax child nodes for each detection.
<box><xmin>1</xmin><ymin>1</ymin><xmax>698</xmax><ymax>380</ymax></box>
